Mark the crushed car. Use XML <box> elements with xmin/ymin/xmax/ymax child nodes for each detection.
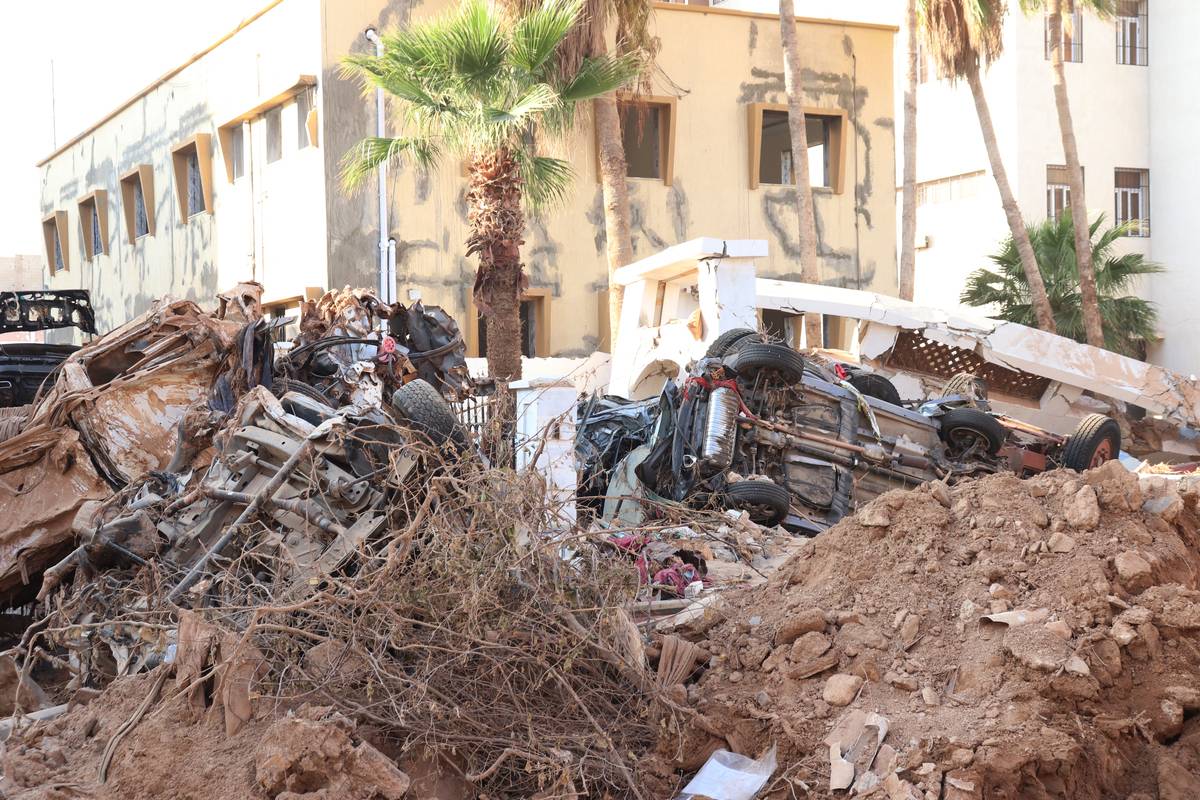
<box><xmin>581</xmin><ymin>329</ymin><xmax>1121</xmax><ymax>534</ymax></box>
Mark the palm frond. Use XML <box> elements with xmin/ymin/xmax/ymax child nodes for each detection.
<box><xmin>485</xmin><ymin>83</ymin><xmax>560</xmax><ymax>125</ymax></box>
<box><xmin>518</xmin><ymin>154</ymin><xmax>575</xmax><ymax>210</ymax></box>
<box><xmin>445</xmin><ymin>0</ymin><xmax>510</xmax><ymax>87</ymax></box>
<box><xmin>559</xmin><ymin>53</ymin><xmax>640</xmax><ymax>101</ymax></box>
<box><xmin>341</xmin><ymin>137</ymin><xmax>440</xmax><ymax>190</ymax></box>
<box><xmin>510</xmin><ymin>0</ymin><xmax>583</xmax><ymax>73</ymax></box>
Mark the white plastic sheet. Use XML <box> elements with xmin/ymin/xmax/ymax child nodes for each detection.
<box><xmin>675</xmin><ymin>745</ymin><xmax>777</xmax><ymax>800</ymax></box>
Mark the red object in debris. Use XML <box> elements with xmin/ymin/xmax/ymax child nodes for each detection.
<box><xmin>834</xmin><ymin>363</ymin><xmax>850</xmax><ymax>380</ymax></box>
<box><xmin>380</xmin><ymin>335</ymin><xmax>397</xmax><ymax>355</ymax></box>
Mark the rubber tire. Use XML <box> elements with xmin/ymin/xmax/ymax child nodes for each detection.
<box><xmin>1061</xmin><ymin>414</ymin><xmax>1122</xmax><ymax>472</ymax></box>
<box><xmin>725</xmin><ymin>479</ymin><xmax>792</xmax><ymax>526</ymax></box>
<box><xmin>273</xmin><ymin>377</ymin><xmax>334</xmax><ymax>407</ymax></box>
<box><xmin>705</xmin><ymin>328</ymin><xmax>760</xmax><ymax>358</ymax></box>
<box><xmin>938</xmin><ymin>407</ymin><xmax>1007</xmax><ymax>457</ymax></box>
<box><xmin>944</xmin><ymin>372</ymin><xmax>988</xmax><ymax>405</ymax></box>
<box><xmin>731</xmin><ymin>343</ymin><xmax>807</xmax><ymax>385</ymax></box>
<box><xmin>846</xmin><ymin>372</ymin><xmax>903</xmax><ymax>406</ymax></box>
<box><xmin>390</xmin><ymin>378</ymin><xmax>470</xmax><ymax>451</ymax></box>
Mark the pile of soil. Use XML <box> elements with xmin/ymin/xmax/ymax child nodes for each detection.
<box><xmin>652</xmin><ymin>462</ymin><xmax>1200</xmax><ymax>799</ymax></box>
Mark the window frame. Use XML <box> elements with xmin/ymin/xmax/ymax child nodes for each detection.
<box><xmin>218</xmin><ymin>75</ymin><xmax>317</xmax><ymax>182</ymax></box>
<box><xmin>119</xmin><ymin>165</ymin><xmax>156</xmax><ymax>242</ymax></box>
<box><xmin>77</xmin><ymin>190</ymin><xmax>110</xmax><ymax>260</ymax></box>
<box><xmin>595</xmin><ymin>94</ymin><xmax>678</xmax><ymax>187</ymax></box>
<box><xmin>42</xmin><ymin>211</ymin><xmax>70</xmax><ymax>275</ymax></box>
<box><xmin>265</xmin><ymin>107</ymin><xmax>283</xmax><ymax>164</ymax></box>
<box><xmin>1045</xmin><ymin>9</ymin><xmax>1084</xmax><ymax>62</ymax></box>
<box><xmin>467</xmin><ymin>289</ymin><xmax>552</xmax><ymax>359</ymax></box>
<box><xmin>1046</xmin><ymin>164</ymin><xmax>1083</xmax><ymax>222</ymax></box>
<box><xmin>296</xmin><ymin>86</ymin><xmax>316</xmax><ymax>149</ymax></box>
<box><xmin>747</xmin><ymin>103</ymin><xmax>847</xmax><ymax>193</ymax></box>
<box><xmin>171</xmin><ymin>134</ymin><xmax>214</xmax><ymax>221</ymax></box>
<box><xmin>1115</xmin><ymin>0</ymin><xmax>1148</xmax><ymax>66</ymax></box>
<box><xmin>1114</xmin><ymin>167</ymin><xmax>1150</xmax><ymax>237</ymax></box>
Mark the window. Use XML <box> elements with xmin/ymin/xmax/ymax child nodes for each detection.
<box><xmin>77</xmin><ymin>191</ymin><xmax>109</xmax><ymax>259</ymax></box>
<box><xmin>230</xmin><ymin>124</ymin><xmax>245</xmax><ymax>180</ymax></box>
<box><xmin>266</xmin><ymin>107</ymin><xmax>283</xmax><ymax>163</ymax></box>
<box><xmin>296</xmin><ymin>88</ymin><xmax>314</xmax><ymax>149</ymax></box>
<box><xmin>917</xmin><ymin>41</ymin><xmax>931</xmax><ymax>84</ymax></box>
<box><xmin>1046</xmin><ymin>165</ymin><xmax>1084</xmax><ymax>222</ymax></box>
<box><xmin>748</xmin><ymin>104</ymin><xmax>845</xmax><ymax>192</ymax></box>
<box><xmin>1045</xmin><ymin>10</ymin><xmax>1084</xmax><ymax>62</ymax></box>
<box><xmin>475</xmin><ymin>291</ymin><xmax>550</xmax><ymax>358</ymax></box>
<box><xmin>42</xmin><ymin>211</ymin><xmax>69</xmax><ymax>275</ymax></box>
<box><xmin>761</xmin><ymin>309</ymin><xmax>801</xmax><ymax>348</ymax></box>
<box><xmin>608</xmin><ymin>97</ymin><xmax>676</xmax><ymax>185</ymax></box>
<box><xmin>120</xmin><ymin>165</ymin><xmax>155</xmax><ymax>241</ymax></box>
<box><xmin>171</xmin><ymin>134</ymin><xmax>213</xmax><ymax>220</ymax></box>
<box><xmin>1115</xmin><ymin>168</ymin><xmax>1150</xmax><ymax>236</ymax></box>
<box><xmin>915</xmin><ymin>170</ymin><xmax>985</xmax><ymax>207</ymax></box>
<box><xmin>1116</xmin><ymin>0</ymin><xmax>1148</xmax><ymax>65</ymax></box>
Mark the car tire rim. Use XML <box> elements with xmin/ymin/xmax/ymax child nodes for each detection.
<box><xmin>1090</xmin><ymin>439</ymin><xmax>1114</xmax><ymax>468</ymax></box>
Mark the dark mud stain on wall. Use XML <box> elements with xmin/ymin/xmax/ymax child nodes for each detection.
<box><xmin>737</xmin><ymin>67</ymin><xmax>785</xmax><ymax>104</ymax></box>
<box><xmin>585</xmin><ymin>188</ymin><xmax>607</xmax><ymax>257</ymax></box>
<box><xmin>667</xmin><ymin>179</ymin><xmax>691</xmax><ymax>243</ymax></box>
<box><xmin>748</xmin><ymin>21</ymin><xmax>758</xmax><ymax>52</ymax></box>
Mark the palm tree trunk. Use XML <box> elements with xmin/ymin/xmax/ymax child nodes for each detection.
<box><xmin>899</xmin><ymin>0</ymin><xmax>918</xmax><ymax>302</ymax></box>
<box><xmin>778</xmin><ymin>0</ymin><xmax>822</xmax><ymax>346</ymax></box>
<box><xmin>1048</xmin><ymin>1</ymin><xmax>1104</xmax><ymax>348</ymax></box>
<box><xmin>468</xmin><ymin>149</ymin><xmax>526</xmax><ymax>381</ymax></box>
<box><xmin>595</xmin><ymin>94</ymin><xmax>634</xmax><ymax>348</ymax></box>
<box><xmin>965</xmin><ymin>63</ymin><xmax>1057</xmax><ymax>334</ymax></box>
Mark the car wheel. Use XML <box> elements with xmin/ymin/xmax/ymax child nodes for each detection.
<box><xmin>1061</xmin><ymin>414</ymin><xmax>1122</xmax><ymax>471</ymax></box>
<box><xmin>938</xmin><ymin>407</ymin><xmax>1006</xmax><ymax>457</ymax></box>
<box><xmin>944</xmin><ymin>372</ymin><xmax>988</xmax><ymax>406</ymax></box>
<box><xmin>725</xmin><ymin>479</ymin><xmax>791</xmax><ymax>526</ymax></box>
<box><xmin>705</xmin><ymin>328</ymin><xmax>760</xmax><ymax>358</ymax></box>
<box><xmin>390</xmin><ymin>378</ymin><xmax>470</xmax><ymax>451</ymax></box>
<box><xmin>273</xmin><ymin>377</ymin><xmax>335</xmax><ymax>406</ymax></box>
<box><xmin>846</xmin><ymin>372</ymin><xmax>903</xmax><ymax>406</ymax></box>
<box><xmin>731</xmin><ymin>343</ymin><xmax>807</xmax><ymax>385</ymax></box>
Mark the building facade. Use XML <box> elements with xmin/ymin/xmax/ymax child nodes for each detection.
<box><xmin>908</xmin><ymin>1</ymin><xmax>1198</xmax><ymax>375</ymax></box>
<box><xmin>38</xmin><ymin>0</ymin><xmax>897</xmax><ymax>357</ymax></box>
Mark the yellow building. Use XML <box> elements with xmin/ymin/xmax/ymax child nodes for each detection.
<box><xmin>38</xmin><ymin>0</ymin><xmax>897</xmax><ymax>357</ymax></box>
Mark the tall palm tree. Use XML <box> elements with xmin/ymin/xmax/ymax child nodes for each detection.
<box><xmin>918</xmin><ymin>0</ymin><xmax>1058</xmax><ymax>333</ymax></box>
<box><xmin>342</xmin><ymin>0</ymin><xmax>636</xmax><ymax>380</ymax></box>
<box><xmin>1024</xmin><ymin>0</ymin><xmax>1115</xmax><ymax>349</ymax></box>
<box><xmin>899</xmin><ymin>0</ymin><xmax>919</xmax><ymax>301</ymax></box>
<box><xmin>503</xmin><ymin>0</ymin><xmax>658</xmax><ymax>345</ymax></box>
<box><xmin>778</xmin><ymin>0</ymin><xmax>823</xmax><ymax>345</ymax></box>
<box><xmin>963</xmin><ymin>213</ymin><xmax>1161</xmax><ymax>355</ymax></box>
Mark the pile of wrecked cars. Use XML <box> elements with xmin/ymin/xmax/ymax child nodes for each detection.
<box><xmin>580</xmin><ymin>328</ymin><xmax>1122</xmax><ymax>534</ymax></box>
<box><xmin>0</xmin><ymin>282</ymin><xmax>471</xmax><ymax>622</ymax></box>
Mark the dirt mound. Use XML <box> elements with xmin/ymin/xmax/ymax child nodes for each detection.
<box><xmin>656</xmin><ymin>462</ymin><xmax>1200</xmax><ymax>798</ymax></box>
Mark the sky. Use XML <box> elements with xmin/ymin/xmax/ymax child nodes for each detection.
<box><xmin>0</xmin><ymin>0</ymin><xmax>902</xmax><ymax>260</ymax></box>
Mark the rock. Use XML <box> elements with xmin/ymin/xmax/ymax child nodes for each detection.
<box><xmin>899</xmin><ymin>614</ymin><xmax>921</xmax><ymax>648</ymax></box>
<box><xmin>1064</xmin><ymin>655</ymin><xmax>1090</xmax><ymax>676</ymax></box>
<box><xmin>1047</xmin><ymin>532</ymin><xmax>1076</xmax><ymax>553</ymax></box>
<box><xmin>1151</xmin><ymin>699</ymin><xmax>1185</xmax><ymax>742</ymax></box>
<box><xmin>1065</xmin><ymin>486</ymin><xmax>1101</xmax><ymax>530</ymax></box>
<box><xmin>885</xmin><ymin>671</ymin><xmax>919</xmax><ymax>692</ymax></box>
<box><xmin>948</xmin><ymin>748</ymin><xmax>975</xmax><ymax>768</ymax></box>
<box><xmin>1110</xmin><ymin>620</ymin><xmax>1138</xmax><ymax>646</ymax></box>
<box><xmin>921</xmin><ymin>687</ymin><xmax>939</xmax><ymax>706</ymax></box>
<box><xmin>1164</xmin><ymin>686</ymin><xmax>1200</xmax><ymax>711</ymax></box>
<box><xmin>1143</xmin><ymin>493</ymin><xmax>1184</xmax><ymax>523</ymax></box>
<box><xmin>755</xmin><ymin>690</ymin><xmax>771</xmax><ymax>708</ymax></box>
<box><xmin>790</xmin><ymin>631</ymin><xmax>832</xmax><ymax>662</ymax></box>
<box><xmin>884</xmin><ymin>772</ymin><xmax>923</xmax><ymax>800</ymax></box>
<box><xmin>930</xmin><ymin>480</ymin><xmax>952</xmax><ymax>509</ymax></box>
<box><xmin>943</xmin><ymin>769</ymin><xmax>983</xmax><ymax>800</ymax></box>
<box><xmin>859</xmin><ymin>505</ymin><xmax>892</xmax><ymax>528</ymax></box>
<box><xmin>813</xmin><ymin>699</ymin><xmax>831</xmax><ymax>718</ymax></box>
<box><xmin>1045</xmin><ymin>620</ymin><xmax>1072</xmax><ymax>640</ymax></box>
<box><xmin>788</xmin><ymin>650</ymin><xmax>843</xmax><ymax>680</ymax></box>
<box><xmin>775</xmin><ymin>608</ymin><xmax>827</xmax><ymax>645</ymax></box>
<box><xmin>836</xmin><ymin>622</ymin><xmax>889</xmax><ymax>652</ymax></box>
<box><xmin>823</xmin><ymin>674</ymin><xmax>864</xmax><ymax>706</ymax></box>
<box><xmin>1159</xmin><ymin>754</ymin><xmax>1200</xmax><ymax>800</ymax></box>
<box><xmin>1115</xmin><ymin>551</ymin><xmax>1154</xmax><ymax>592</ymax></box>
<box><xmin>728</xmin><ymin>671</ymin><xmax>743</xmax><ymax>684</ymax></box>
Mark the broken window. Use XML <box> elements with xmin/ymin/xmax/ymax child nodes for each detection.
<box><xmin>1046</xmin><ymin>165</ymin><xmax>1083</xmax><ymax>222</ymax></box>
<box><xmin>477</xmin><ymin>296</ymin><xmax>546</xmax><ymax>358</ymax></box>
<box><xmin>1045</xmin><ymin>10</ymin><xmax>1084</xmax><ymax>62</ymax></box>
<box><xmin>1115</xmin><ymin>168</ymin><xmax>1150</xmax><ymax>236</ymax></box>
<box><xmin>1116</xmin><ymin>0</ymin><xmax>1148</xmax><ymax>65</ymax></box>
<box><xmin>266</xmin><ymin>107</ymin><xmax>283</xmax><ymax>163</ymax></box>
<box><xmin>756</xmin><ymin>110</ymin><xmax>838</xmax><ymax>189</ymax></box>
<box><xmin>619</xmin><ymin>102</ymin><xmax>669</xmax><ymax>180</ymax></box>
<box><xmin>230</xmin><ymin>123</ymin><xmax>246</xmax><ymax>180</ymax></box>
<box><xmin>761</xmin><ymin>309</ymin><xmax>800</xmax><ymax>348</ymax></box>
<box><xmin>296</xmin><ymin>88</ymin><xmax>314</xmax><ymax>149</ymax></box>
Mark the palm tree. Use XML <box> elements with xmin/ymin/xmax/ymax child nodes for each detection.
<box><xmin>1024</xmin><ymin>0</ymin><xmax>1115</xmax><ymax>349</ymax></box>
<box><xmin>502</xmin><ymin>0</ymin><xmax>658</xmax><ymax>345</ymax></box>
<box><xmin>778</xmin><ymin>0</ymin><xmax>823</xmax><ymax>345</ymax></box>
<box><xmin>918</xmin><ymin>0</ymin><xmax>1057</xmax><ymax>334</ymax></box>
<box><xmin>962</xmin><ymin>213</ymin><xmax>1161</xmax><ymax>355</ymax></box>
<box><xmin>899</xmin><ymin>0</ymin><xmax>919</xmax><ymax>301</ymax></box>
<box><xmin>342</xmin><ymin>0</ymin><xmax>636</xmax><ymax>380</ymax></box>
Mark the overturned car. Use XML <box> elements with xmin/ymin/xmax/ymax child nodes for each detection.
<box><xmin>581</xmin><ymin>330</ymin><xmax>1121</xmax><ymax>534</ymax></box>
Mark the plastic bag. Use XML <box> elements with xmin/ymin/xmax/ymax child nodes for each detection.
<box><xmin>675</xmin><ymin>744</ymin><xmax>777</xmax><ymax>800</ymax></box>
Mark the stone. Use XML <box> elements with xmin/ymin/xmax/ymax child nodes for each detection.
<box><xmin>859</xmin><ymin>505</ymin><xmax>892</xmax><ymax>528</ymax></box>
<box><xmin>1110</xmin><ymin>620</ymin><xmax>1138</xmax><ymax>646</ymax></box>
<box><xmin>1143</xmin><ymin>493</ymin><xmax>1184</xmax><ymax>523</ymax></box>
<box><xmin>755</xmin><ymin>690</ymin><xmax>771</xmax><ymax>708</ymax></box>
<box><xmin>1158</xmin><ymin>754</ymin><xmax>1200</xmax><ymax>800</ymax></box>
<box><xmin>775</xmin><ymin>608</ymin><xmax>827</xmax><ymax>645</ymax></box>
<box><xmin>930</xmin><ymin>480</ymin><xmax>952</xmax><ymax>509</ymax></box>
<box><xmin>1164</xmin><ymin>686</ymin><xmax>1200</xmax><ymax>711</ymax></box>
<box><xmin>790</xmin><ymin>631</ymin><xmax>832</xmax><ymax>662</ymax></box>
<box><xmin>1065</xmin><ymin>486</ymin><xmax>1101</xmax><ymax>530</ymax></box>
<box><xmin>1047</xmin><ymin>532</ymin><xmax>1076</xmax><ymax>553</ymax></box>
<box><xmin>899</xmin><ymin>614</ymin><xmax>921</xmax><ymax>648</ymax></box>
<box><xmin>1045</xmin><ymin>620</ymin><xmax>1073</xmax><ymax>640</ymax></box>
<box><xmin>812</xmin><ymin>699</ymin><xmax>831</xmax><ymax>718</ymax></box>
<box><xmin>1064</xmin><ymin>655</ymin><xmax>1090</xmax><ymax>676</ymax></box>
<box><xmin>836</xmin><ymin>622</ymin><xmax>889</xmax><ymax>652</ymax></box>
<box><xmin>1151</xmin><ymin>699</ymin><xmax>1185</xmax><ymax>742</ymax></box>
<box><xmin>884</xmin><ymin>671</ymin><xmax>919</xmax><ymax>692</ymax></box>
<box><xmin>728</xmin><ymin>671</ymin><xmax>743</xmax><ymax>684</ymax></box>
<box><xmin>921</xmin><ymin>687</ymin><xmax>939</xmax><ymax>706</ymax></box>
<box><xmin>1115</xmin><ymin>551</ymin><xmax>1154</xmax><ymax>592</ymax></box>
<box><xmin>948</xmin><ymin>748</ymin><xmax>975</xmax><ymax>768</ymax></box>
<box><xmin>823</xmin><ymin>674</ymin><xmax>864</xmax><ymax>706</ymax></box>
<box><xmin>943</xmin><ymin>769</ymin><xmax>983</xmax><ymax>800</ymax></box>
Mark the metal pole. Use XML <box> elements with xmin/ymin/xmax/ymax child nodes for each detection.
<box><xmin>365</xmin><ymin>28</ymin><xmax>389</xmax><ymax>307</ymax></box>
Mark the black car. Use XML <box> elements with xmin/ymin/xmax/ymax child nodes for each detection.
<box><xmin>0</xmin><ymin>290</ymin><xmax>96</xmax><ymax>408</ymax></box>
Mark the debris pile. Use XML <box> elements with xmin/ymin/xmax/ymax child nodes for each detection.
<box><xmin>656</xmin><ymin>460</ymin><xmax>1200</xmax><ymax>798</ymax></box>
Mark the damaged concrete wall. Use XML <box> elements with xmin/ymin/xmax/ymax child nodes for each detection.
<box><xmin>322</xmin><ymin>1</ymin><xmax>897</xmax><ymax>357</ymax></box>
<box><xmin>38</xmin><ymin>0</ymin><xmax>328</xmax><ymax>337</ymax></box>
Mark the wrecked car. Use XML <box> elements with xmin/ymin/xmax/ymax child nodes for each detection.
<box><xmin>0</xmin><ymin>290</ymin><xmax>96</xmax><ymax>411</ymax></box>
<box><xmin>583</xmin><ymin>330</ymin><xmax>1121</xmax><ymax>534</ymax></box>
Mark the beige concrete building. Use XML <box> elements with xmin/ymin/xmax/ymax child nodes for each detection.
<box><xmin>38</xmin><ymin>0</ymin><xmax>897</xmax><ymax>357</ymax></box>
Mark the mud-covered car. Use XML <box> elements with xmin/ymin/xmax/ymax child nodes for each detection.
<box><xmin>0</xmin><ymin>290</ymin><xmax>95</xmax><ymax>409</ymax></box>
<box><xmin>580</xmin><ymin>329</ymin><xmax>1122</xmax><ymax>534</ymax></box>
